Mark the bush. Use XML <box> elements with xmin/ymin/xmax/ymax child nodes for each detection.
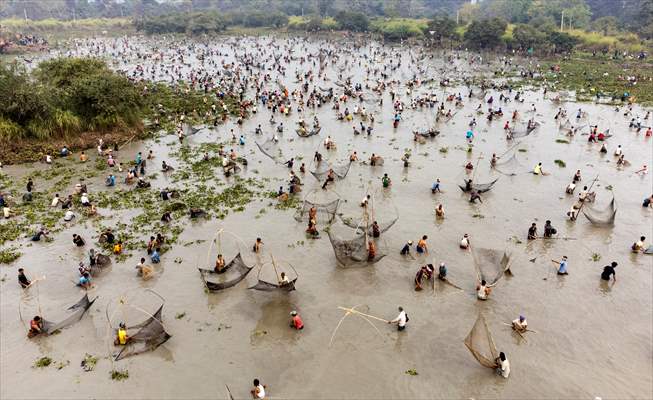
<box><xmin>335</xmin><ymin>11</ymin><xmax>369</xmax><ymax>32</ymax></box>
<box><xmin>135</xmin><ymin>12</ymin><xmax>226</xmax><ymax>35</ymax></box>
<box><xmin>372</xmin><ymin>19</ymin><xmax>426</xmax><ymax>41</ymax></box>
<box><xmin>0</xmin><ymin>58</ymin><xmax>144</xmax><ymax>140</ymax></box>
<box><xmin>548</xmin><ymin>31</ymin><xmax>579</xmax><ymax>53</ymax></box>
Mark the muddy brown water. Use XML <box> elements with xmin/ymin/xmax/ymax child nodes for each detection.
<box><xmin>1</xmin><ymin>36</ymin><xmax>652</xmax><ymax>399</ymax></box>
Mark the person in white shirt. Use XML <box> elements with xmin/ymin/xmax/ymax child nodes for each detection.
<box><xmin>459</xmin><ymin>234</ymin><xmax>470</xmax><ymax>249</ymax></box>
<box><xmin>250</xmin><ymin>379</ymin><xmax>266</xmax><ymax>399</ymax></box>
<box><xmin>496</xmin><ymin>352</ymin><xmax>510</xmax><ymax>378</ymax></box>
<box><xmin>63</xmin><ymin>210</ymin><xmax>75</xmax><ymax>221</ymax></box>
<box><xmin>476</xmin><ymin>279</ymin><xmax>491</xmax><ymax>300</ymax></box>
<box><xmin>388</xmin><ymin>306</ymin><xmax>407</xmax><ymax>331</ymax></box>
<box><xmin>51</xmin><ymin>194</ymin><xmax>60</xmax><ymax>207</ymax></box>
<box><xmin>614</xmin><ymin>145</ymin><xmax>622</xmax><ymax>156</ymax></box>
<box><xmin>45</xmin><ymin>154</ymin><xmax>52</xmax><ymax>164</ymax></box>
<box><xmin>565</xmin><ymin>181</ymin><xmax>576</xmax><ymax>194</ymax></box>
<box><xmin>512</xmin><ymin>315</ymin><xmax>527</xmax><ymax>332</ymax></box>
<box><xmin>80</xmin><ymin>193</ymin><xmax>90</xmax><ymax>206</ymax></box>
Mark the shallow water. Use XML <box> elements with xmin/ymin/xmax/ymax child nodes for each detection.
<box><xmin>1</xmin><ymin>36</ymin><xmax>652</xmax><ymax>399</ymax></box>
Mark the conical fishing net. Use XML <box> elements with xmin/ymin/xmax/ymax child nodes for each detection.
<box><xmin>472</xmin><ymin>248</ymin><xmax>511</xmax><ymax>286</ymax></box>
<box><xmin>512</xmin><ymin>121</ymin><xmax>540</xmax><ymax>138</ymax></box>
<box><xmin>310</xmin><ymin>161</ymin><xmax>352</xmax><ymax>181</ymax></box>
<box><xmin>458</xmin><ymin>178</ymin><xmax>499</xmax><ymax>193</ymax></box>
<box><xmin>90</xmin><ymin>254</ymin><xmax>111</xmax><ymax>276</ymax></box>
<box><xmin>297</xmin><ymin>127</ymin><xmax>321</xmax><ymax>137</ymax></box>
<box><xmin>114</xmin><ymin>306</ymin><xmax>171</xmax><ymax>361</ymax></box>
<box><xmin>42</xmin><ymin>295</ymin><xmax>97</xmax><ymax>335</ymax></box>
<box><xmin>256</xmin><ymin>137</ymin><xmax>284</xmax><ymax>164</ymax></box>
<box><xmin>582</xmin><ymin>196</ymin><xmax>616</xmax><ymax>226</ymax></box>
<box><xmin>248</xmin><ymin>278</ymin><xmax>297</xmax><ymax>292</ymax></box>
<box><xmin>464</xmin><ymin>314</ymin><xmax>499</xmax><ymax>369</ymax></box>
<box><xmin>327</xmin><ymin>230</ymin><xmax>386</xmax><ymax>265</ymax></box>
<box><xmin>198</xmin><ymin>253</ymin><xmax>254</xmax><ymax>291</ymax></box>
<box><xmin>494</xmin><ymin>154</ymin><xmax>528</xmax><ymax>176</ymax></box>
<box><xmin>341</xmin><ymin>215</ymin><xmax>398</xmax><ymax>235</ymax></box>
<box><xmin>294</xmin><ymin>199</ymin><xmax>340</xmax><ymax>224</ymax></box>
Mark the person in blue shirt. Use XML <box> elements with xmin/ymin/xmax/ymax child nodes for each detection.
<box><xmin>431</xmin><ymin>179</ymin><xmax>441</xmax><ymax>193</ymax></box>
<box><xmin>557</xmin><ymin>256</ymin><xmax>568</xmax><ymax>275</ymax></box>
<box><xmin>78</xmin><ymin>272</ymin><xmax>91</xmax><ymax>289</ymax></box>
<box><xmin>150</xmin><ymin>248</ymin><xmax>160</xmax><ymax>264</ymax></box>
<box><xmin>239</xmin><ymin>135</ymin><xmax>246</xmax><ymax>145</ymax></box>
<box><xmin>60</xmin><ymin>146</ymin><xmax>70</xmax><ymax>156</ymax></box>
<box><xmin>466</xmin><ymin>130</ymin><xmax>475</xmax><ymax>143</ymax></box>
<box><xmin>106</xmin><ymin>174</ymin><xmax>116</xmax><ymax>186</ymax></box>
<box><xmin>136</xmin><ymin>152</ymin><xmax>142</xmax><ymax>165</ymax></box>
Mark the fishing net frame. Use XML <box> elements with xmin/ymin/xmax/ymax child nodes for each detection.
<box><xmin>464</xmin><ymin>313</ymin><xmax>499</xmax><ymax>369</ymax></box>
<box><xmin>41</xmin><ymin>294</ymin><xmax>98</xmax><ymax>335</ymax></box>
<box><xmin>248</xmin><ymin>257</ymin><xmax>298</xmax><ymax>292</ymax></box>
<box><xmin>582</xmin><ymin>196</ymin><xmax>617</xmax><ymax>226</ymax></box>
<box><xmin>105</xmin><ymin>289</ymin><xmax>171</xmax><ymax>362</ymax></box>
<box><xmin>293</xmin><ymin>189</ymin><xmax>341</xmax><ymax>224</ymax></box>
<box><xmin>471</xmin><ymin>247</ymin><xmax>511</xmax><ymax>287</ymax></box>
<box><xmin>197</xmin><ymin>229</ymin><xmax>254</xmax><ymax>291</ymax></box>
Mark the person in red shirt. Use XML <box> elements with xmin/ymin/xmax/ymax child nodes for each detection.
<box><xmin>290</xmin><ymin>311</ymin><xmax>303</xmax><ymax>330</ymax></box>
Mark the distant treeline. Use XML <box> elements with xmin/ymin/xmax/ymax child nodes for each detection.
<box><xmin>133</xmin><ymin>10</ymin><xmax>649</xmax><ymax>55</ymax></box>
<box><xmin>2</xmin><ymin>0</ymin><xmax>651</xmax><ymax>40</ymax></box>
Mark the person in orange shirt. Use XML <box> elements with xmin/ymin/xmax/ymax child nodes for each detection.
<box><xmin>290</xmin><ymin>311</ymin><xmax>304</xmax><ymax>330</ymax></box>
<box><xmin>416</xmin><ymin>235</ymin><xmax>428</xmax><ymax>254</ymax></box>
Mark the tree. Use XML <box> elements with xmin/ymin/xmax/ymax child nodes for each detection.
<box><xmin>480</xmin><ymin>0</ymin><xmax>534</xmax><ymax>24</ymax></box>
<box><xmin>512</xmin><ymin>23</ymin><xmax>547</xmax><ymax>50</ymax></box>
<box><xmin>592</xmin><ymin>16</ymin><xmax>619</xmax><ymax>36</ymax></box>
<box><xmin>335</xmin><ymin>11</ymin><xmax>369</xmax><ymax>32</ymax></box>
<box><xmin>527</xmin><ymin>0</ymin><xmax>591</xmax><ymax>30</ymax></box>
<box><xmin>547</xmin><ymin>31</ymin><xmax>579</xmax><ymax>53</ymax></box>
<box><xmin>425</xmin><ymin>14</ymin><xmax>457</xmax><ymax>44</ymax></box>
<box><xmin>457</xmin><ymin>2</ymin><xmax>480</xmax><ymax>24</ymax></box>
<box><xmin>463</xmin><ymin>18</ymin><xmax>507</xmax><ymax>49</ymax></box>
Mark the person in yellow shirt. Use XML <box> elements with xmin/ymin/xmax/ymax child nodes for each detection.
<box><xmin>113</xmin><ymin>241</ymin><xmax>123</xmax><ymax>254</ymax></box>
<box><xmin>114</xmin><ymin>322</ymin><xmax>129</xmax><ymax>345</ymax></box>
<box><xmin>533</xmin><ymin>162</ymin><xmax>543</xmax><ymax>175</ymax></box>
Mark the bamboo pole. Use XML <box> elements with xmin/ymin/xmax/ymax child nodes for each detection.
<box><xmin>337</xmin><ymin>306</ymin><xmax>389</xmax><ymax>323</ymax></box>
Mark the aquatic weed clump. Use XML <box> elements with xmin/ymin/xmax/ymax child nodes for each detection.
<box><xmin>34</xmin><ymin>356</ymin><xmax>52</xmax><ymax>368</ymax></box>
<box><xmin>110</xmin><ymin>369</ymin><xmax>129</xmax><ymax>381</ymax></box>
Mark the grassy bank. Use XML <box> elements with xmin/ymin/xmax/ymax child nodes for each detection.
<box><xmin>0</xmin><ymin>58</ymin><xmax>243</xmax><ymax>164</ymax></box>
<box><xmin>0</xmin><ymin>18</ymin><xmax>135</xmax><ymax>40</ymax></box>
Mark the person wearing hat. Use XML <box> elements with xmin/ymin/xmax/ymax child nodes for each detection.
<box><xmin>512</xmin><ymin>315</ymin><xmax>528</xmax><ymax>332</ymax></box>
<box><xmin>289</xmin><ymin>311</ymin><xmax>304</xmax><ymax>330</ymax></box>
<box><xmin>601</xmin><ymin>261</ymin><xmax>617</xmax><ymax>282</ymax></box>
<box><xmin>400</xmin><ymin>240</ymin><xmax>413</xmax><ymax>255</ymax></box>
<box><xmin>114</xmin><ymin>322</ymin><xmax>130</xmax><ymax>345</ymax></box>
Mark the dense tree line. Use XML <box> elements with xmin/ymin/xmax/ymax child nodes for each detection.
<box><xmin>3</xmin><ymin>0</ymin><xmax>649</xmax><ymax>38</ymax></box>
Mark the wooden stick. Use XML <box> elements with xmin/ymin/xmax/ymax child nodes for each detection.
<box><xmin>225</xmin><ymin>384</ymin><xmax>235</xmax><ymax>400</ymax></box>
<box><xmin>337</xmin><ymin>306</ymin><xmax>389</xmax><ymax>323</ymax></box>
<box><xmin>502</xmin><ymin>322</ymin><xmax>537</xmax><ymax>333</ymax></box>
